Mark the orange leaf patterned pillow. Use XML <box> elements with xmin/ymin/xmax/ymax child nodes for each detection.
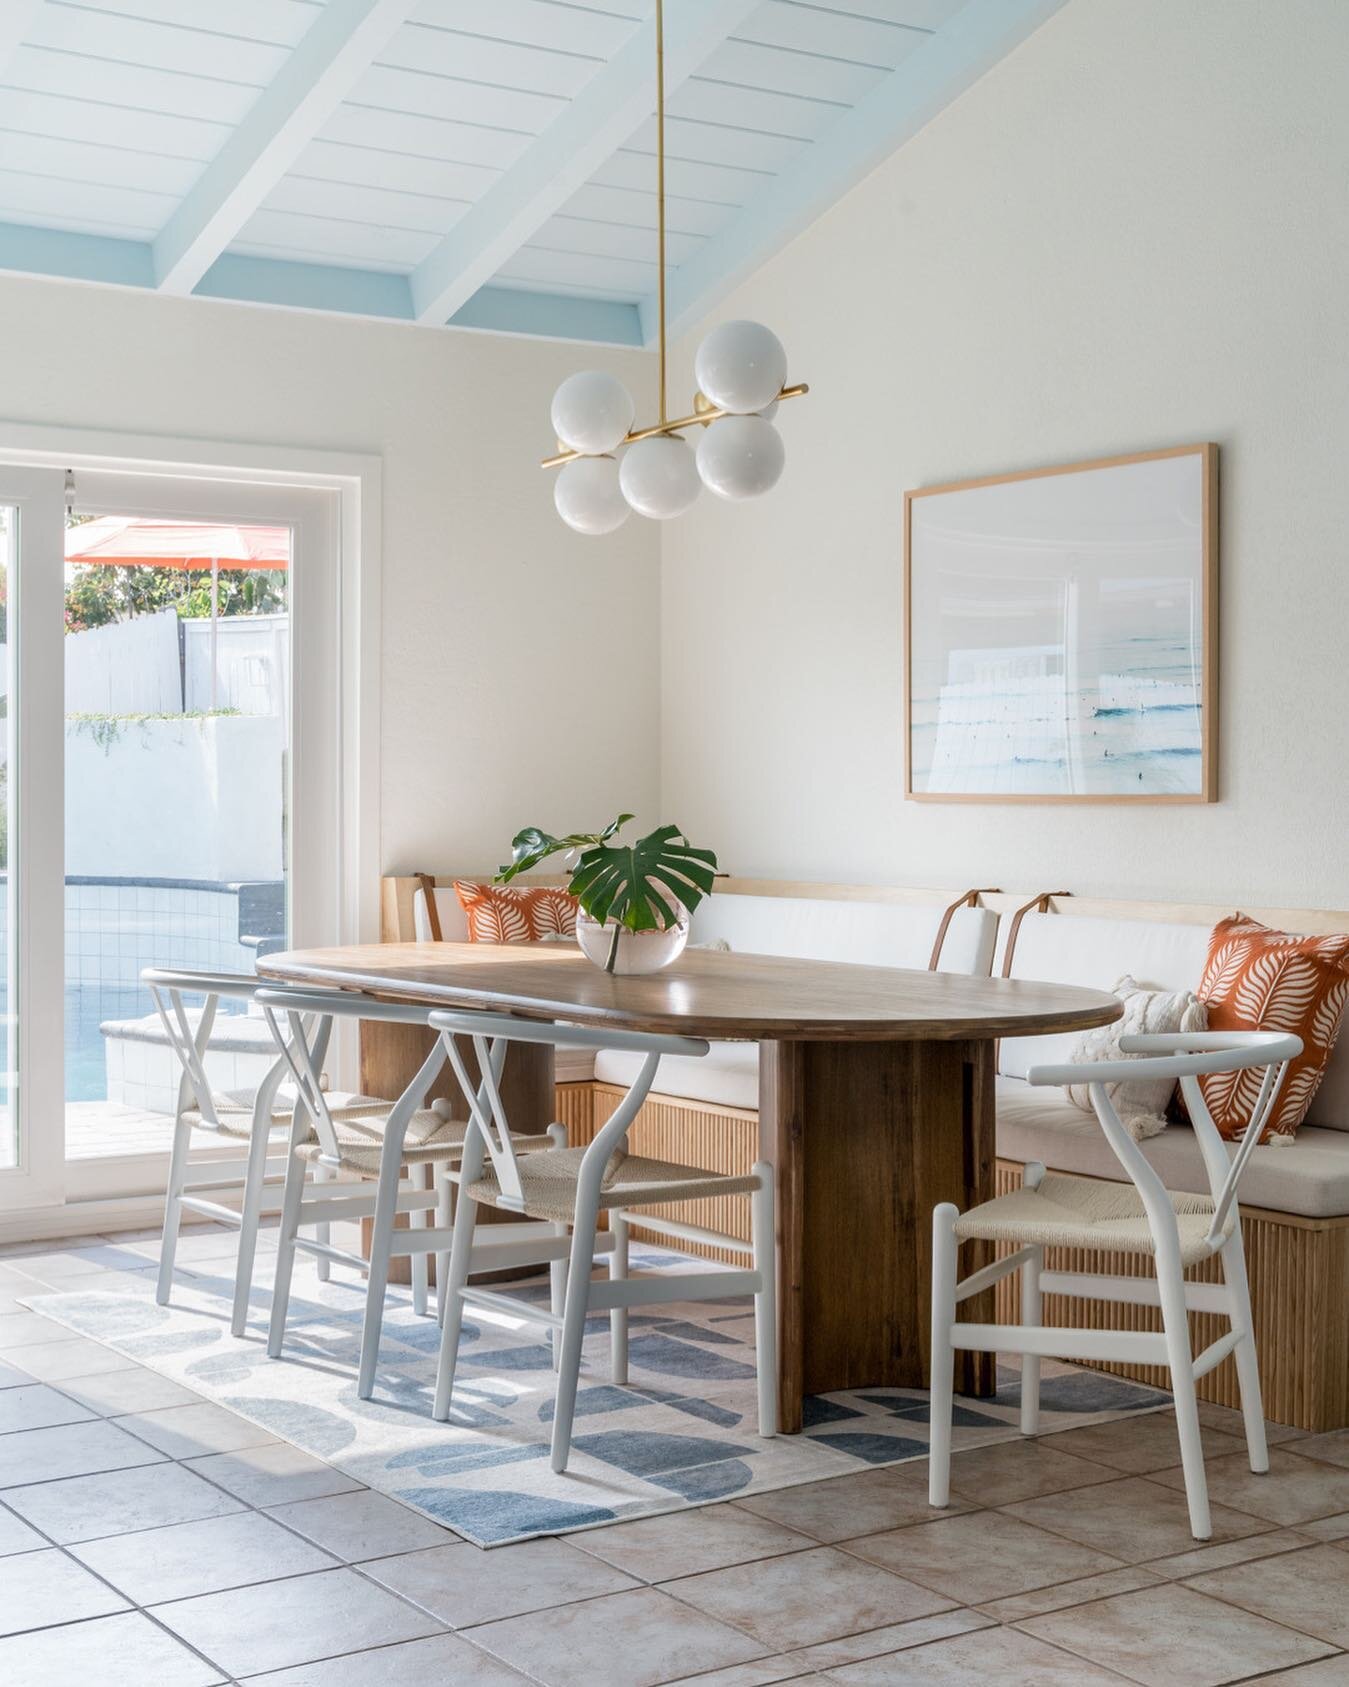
<box><xmin>453</xmin><ymin>881</ymin><xmax>578</xmax><ymax>944</ymax></box>
<box><xmin>1196</xmin><ymin>916</ymin><xmax>1349</xmax><ymax>1141</ymax></box>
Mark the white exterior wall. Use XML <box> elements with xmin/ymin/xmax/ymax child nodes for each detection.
<box><xmin>65</xmin><ymin>714</ymin><xmax>283</xmax><ymax>882</ymax></box>
<box><xmin>64</xmin><ymin>610</ymin><xmax>181</xmax><ymax>715</ymax></box>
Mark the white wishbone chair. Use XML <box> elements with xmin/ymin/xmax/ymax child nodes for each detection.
<box><xmin>145</xmin><ymin>967</ymin><xmax>375</xmax><ymax>1338</ymax></box>
<box><xmin>929</xmin><ymin>1029</ymin><xmax>1301</xmax><ymax>1541</ymax></box>
<box><xmin>426</xmin><ymin>1008</ymin><xmax>777</xmax><ymax>1474</ymax></box>
<box><xmin>254</xmin><ymin>988</ymin><xmax>565</xmax><ymax>1400</ymax></box>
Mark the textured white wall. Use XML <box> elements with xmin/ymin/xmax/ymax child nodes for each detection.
<box><xmin>660</xmin><ymin>0</ymin><xmax>1349</xmax><ymax>906</ymax></box>
<box><xmin>0</xmin><ymin>274</ymin><xmax>660</xmax><ymax>878</ymax></box>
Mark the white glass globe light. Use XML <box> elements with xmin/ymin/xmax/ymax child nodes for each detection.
<box><xmin>696</xmin><ymin>414</ymin><xmax>785</xmax><ymax>501</ymax></box>
<box><xmin>694</xmin><ymin>320</ymin><xmax>788</xmax><ymax>415</ymax></box>
<box><xmin>550</xmin><ymin>370</ymin><xmax>635</xmax><ymax>455</ymax></box>
<box><xmin>619</xmin><ymin>435</ymin><xmax>702</xmax><ymax>519</ymax></box>
<box><xmin>554</xmin><ymin>455</ymin><xmax>629</xmax><ymax>535</ymax></box>
<box><xmin>757</xmin><ymin>398</ymin><xmax>779</xmax><ymax>422</ymax></box>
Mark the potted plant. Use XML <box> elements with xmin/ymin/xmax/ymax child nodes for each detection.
<box><xmin>498</xmin><ymin>814</ymin><xmax>717</xmax><ymax>974</ymax></box>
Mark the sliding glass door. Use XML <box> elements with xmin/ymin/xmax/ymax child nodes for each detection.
<box><xmin>0</xmin><ymin>466</ymin><xmax>342</xmax><ymax>1213</ymax></box>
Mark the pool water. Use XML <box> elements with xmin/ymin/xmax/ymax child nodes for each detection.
<box><xmin>65</xmin><ymin>984</ymin><xmax>151</xmax><ymax>1103</ymax></box>
<box><xmin>63</xmin><ymin>985</ymin><xmax>247</xmax><ymax>1103</ymax></box>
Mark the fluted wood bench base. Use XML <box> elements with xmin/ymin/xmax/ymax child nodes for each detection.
<box><xmin>560</xmin><ymin>1080</ymin><xmax>1349</xmax><ymax>1433</ymax></box>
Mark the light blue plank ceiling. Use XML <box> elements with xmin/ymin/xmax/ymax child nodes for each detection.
<box><xmin>0</xmin><ymin>0</ymin><xmax>1064</xmax><ymax>345</ymax></box>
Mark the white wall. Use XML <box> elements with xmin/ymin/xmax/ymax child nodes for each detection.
<box><xmin>0</xmin><ymin>274</ymin><xmax>660</xmax><ymax>881</ymax></box>
<box><xmin>660</xmin><ymin>0</ymin><xmax>1349</xmax><ymax>907</ymax></box>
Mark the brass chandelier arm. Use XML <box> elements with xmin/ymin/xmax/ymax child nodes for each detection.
<box><xmin>541</xmin><ymin>383</ymin><xmax>809</xmax><ymax>469</ymax></box>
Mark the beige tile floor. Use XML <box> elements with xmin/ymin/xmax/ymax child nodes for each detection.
<box><xmin>1</xmin><ymin>1227</ymin><xmax>1347</xmax><ymax>1686</ymax></box>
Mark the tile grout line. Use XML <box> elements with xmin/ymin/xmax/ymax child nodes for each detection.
<box><xmin>0</xmin><ymin>1477</ymin><xmax>245</xmax><ymax>1684</ymax></box>
<box><xmin>7</xmin><ymin>1240</ymin><xmax>1347</xmax><ymax>1684</ymax></box>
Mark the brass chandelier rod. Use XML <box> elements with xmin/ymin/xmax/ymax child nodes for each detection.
<box><xmin>540</xmin><ymin>383</ymin><xmax>809</xmax><ymax>469</ymax></box>
<box><xmin>656</xmin><ymin>0</ymin><xmax>667</xmax><ymax>428</ymax></box>
<box><xmin>539</xmin><ymin>0</ymin><xmax>807</xmax><ymax>486</ymax></box>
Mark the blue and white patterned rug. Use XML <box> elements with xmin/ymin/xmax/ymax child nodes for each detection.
<box><xmin>26</xmin><ymin>1245</ymin><xmax>1170</xmax><ymax>1547</ymax></box>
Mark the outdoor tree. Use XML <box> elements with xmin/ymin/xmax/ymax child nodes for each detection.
<box><xmin>63</xmin><ymin>563</ymin><xmax>286</xmax><ymax>632</ymax></box>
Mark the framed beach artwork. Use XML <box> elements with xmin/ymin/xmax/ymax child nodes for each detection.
<box><xmin>904</xmin><ymin>443</ymin><xmax>1217</xmax><ymax>803</ymax></box>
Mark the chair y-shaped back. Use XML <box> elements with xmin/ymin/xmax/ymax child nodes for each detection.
<box><xmin>427</xmin><ymin>1007</ymin><xmax>777</xmax><ymax>1473</ymax></box>
<box><xmin>929</xmin><ymin>1029</ymin><xmax>1300</xmax><ymax>1542</ymax></box>
<box><xmin>255</xmin><ymin>987</ymin><xmax>571</xmax><ymax>1398</ymax></box>
<box><xmin>144</xmin><ymin>967</ymin><xmax>329</xmax><ymax>1337</ymax></box>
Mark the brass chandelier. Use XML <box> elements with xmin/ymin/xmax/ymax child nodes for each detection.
<box><xmin>544</xmin><ymin>0</ymin><xmax>809</xmax><ymax>533</ymax></box>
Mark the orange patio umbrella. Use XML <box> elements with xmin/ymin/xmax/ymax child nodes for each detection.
<box><xmin>64</xmin><ymin>517</ymin><xmax>289</xmax><ymax>709</ymax></box>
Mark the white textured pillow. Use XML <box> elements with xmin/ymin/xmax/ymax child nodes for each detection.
<box><xmin>1065</xmin><ymin>974</ymin><xmax>1208</xmax><ymax>1138</ymax></box>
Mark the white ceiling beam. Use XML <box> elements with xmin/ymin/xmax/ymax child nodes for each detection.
<box><xmin>650</xmin><ymin>0</ymin><xmax>1069</xmax><ymax>344</ymax></box>
<box><xmin>0</xmin><ymin>1</ymin><xmax>44</xmax><ymax>80</ymax></box>
<box><xmin>153</xmin><ymin>0</ymin><xmax>417</xmax><ymax>295</ymax></box>
<box><xmin>409</xmin><ymin>0</ymin><xmax>759</xmax><ymax>326</ymax></box>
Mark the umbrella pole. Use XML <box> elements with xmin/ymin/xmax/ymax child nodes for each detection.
<box><xmin>210</xmin><ymin>555</ymin><xmax>218</xmax><ymax>712</ymax></box>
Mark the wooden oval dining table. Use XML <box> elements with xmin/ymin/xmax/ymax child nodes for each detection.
<box><xmin>259</xmin><ymin>940</ymin><xmax>1121</xmax><ymax>1433</ymax></box>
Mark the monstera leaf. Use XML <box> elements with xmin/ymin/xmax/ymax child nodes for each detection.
<box><xmin>497</xmin><ymin>814</ymin><xmax>633</xmax><ymax>884</ymax></box>
<box><xmin>495</xmin><ymin>815</ymin><xmax>718</xmax><ymax>965</ymax></box>
<box><xmin>569</xmin><ymin>824</ymin><xmax>717</xmax><ymax>933</ymax></box>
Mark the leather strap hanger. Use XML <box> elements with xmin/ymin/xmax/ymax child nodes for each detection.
<box><xmin>928</xmin><ymin>887</ymin><xmax>1000</xmax><ymax>972</ymax></box>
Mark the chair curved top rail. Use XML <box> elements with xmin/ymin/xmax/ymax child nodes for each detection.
<box><xmin>427</xmin><ymin>1006</ymin><xmax>708</xmax><ymax>1060</ymax></box>
<box><xmin>142</xmin><ymin>967</ymin><xmax>265</xmax><ymax>1000</ymax></box>
<box><xmin>1028</xmin><ymin>1030</ymin><xmax>1302</xmax><ymax>1088</ymax></box>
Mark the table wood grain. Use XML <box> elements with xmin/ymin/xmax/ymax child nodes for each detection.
<box><xmin>259</xmin><ymin>941</ymin><xmax>1120</xmax><ymax>1043</ymax></box>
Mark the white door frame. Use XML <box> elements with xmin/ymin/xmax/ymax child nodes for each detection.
<box><xmin>0</xmin><ymin>467</ymin><xmax>67</xmax><ymax>1210</ymax></box>
<box><xmin>0</xmin><ymin>425</ymin><xmax>381</xmax><ymax>1237</ymax></box>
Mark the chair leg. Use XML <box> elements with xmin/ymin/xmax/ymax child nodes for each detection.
<box><xmin>928</xmin><ymin>1202</ymin><xmax>959</xmax><ymax>1508</ymax></box>
<box><xmin>410</xmin><ymin>1161</ymin><xmax>430</xmax><ymax>1318</ymax></box>
<box><xmin>231</xmin><ymin>1120</ymin><xmax>272</xmax><ymax>1338</ymax></box>
<box><xmin>432</xmin><ymin>1191</ymin><xmax>480</xmax><ymax>1420</ymax></box>
<box><xmin>267</xmin><ymin>1129</ymin><xmax>308</xmax><ymax>1359</ymax></box>
<box><xmin>434</xmin><ymin>1164</ymin><xmax>453</xmax><ymax>1327</ymax></box>
<box><xmin>313</xmin><ymin>1161</ymin><xmax>332</xmax><ymax>1283</ymax></box>
<box><xmin>1020</xmin><ymin>1244</ymin><xmax>1043</xmax><ymax>1436</ymax></box>
<box><xmin>545</xmin><ymin>1123</ymin><xmax>570</xmax><ymax>1368</ymax></box>
<box><xmin>357</xmin><ymin>1147</ymin><xmax>402</xmax><ymax>1401</ymax></box>
<box><xmin>1158</xmin><ymin>1261</ymin><xmax>1212</xmax><ymax>1540</ymax></box>
<box><xmin>544</xmin><ymin>1220</ymin><xmax>567</xmax><ymax>1372</ymax></box>
<box><xmin>608</xmin><ymin>1212</ymin><xmax>628</xmax><ymax>1385</ymax></box>
<box><xmin>550</xmin><ymin>1216</ymin><xmax>599</xmax><ymax>1474</ymax></box>
<box><xmin>1222</xmin><ymin>1233</ymin><xmax>1269</xmax><ymax>1474</ymax></box>
<box><xmin>751</xmin><ymin>1162</ymin><xmax>777</xmax><ymax>1438</ymax></box>
<box><xmin>156</xmin><ymin>1115</ymin><xmax>193</xmax><ymax>1306</ymax></box>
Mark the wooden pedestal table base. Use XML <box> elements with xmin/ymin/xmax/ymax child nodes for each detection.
<box><xmin>763</xmin><ymin>1037</ymin><xmax>996</xmax><ymax>1431</ymax></box>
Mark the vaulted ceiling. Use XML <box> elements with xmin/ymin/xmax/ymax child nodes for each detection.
<box><xmin>0</xmin><ymin>0</ymin><xmax>1062</xmax><ymax>345</ymax></box>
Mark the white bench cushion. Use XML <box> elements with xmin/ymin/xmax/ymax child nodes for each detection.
<box><xmin>998</xmin><ymin>913</ymin><xmax>1212</xmax><ymax>1081</ymax></box>
<box><xmin>691</xmin><ymin>893</ymin><xmax>996</xmax><ymax>976</ymax></box>
<box><xmin>594</xmin><ymin>1043</ymin><xmax>759</xmax><ymax>1111</ymax></box>
<box><xmin>996</xmin><ymin>1076</ymin><xmax>1349</xmax><ymax>1219</ymax></box>
<box><xmin>415</xmin><ymin>886</ymin><xmax>470</xmax><ymax>941</ymax></box>
<box><xmin>417</xmin><ymin>885</ymin><xmax>997</xmax><ymax>977</ymax></box>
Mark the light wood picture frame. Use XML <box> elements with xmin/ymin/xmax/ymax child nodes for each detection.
<box><xmin>904</xmin><ymin>443</ymin><xmax>1218</xmax><ymax>804</ymax></box>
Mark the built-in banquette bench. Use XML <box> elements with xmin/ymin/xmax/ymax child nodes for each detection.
<box><xmin>384</xmin><ymin>877</ymin><xmax>1349</xmax><ymax>1431</ymax></box>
